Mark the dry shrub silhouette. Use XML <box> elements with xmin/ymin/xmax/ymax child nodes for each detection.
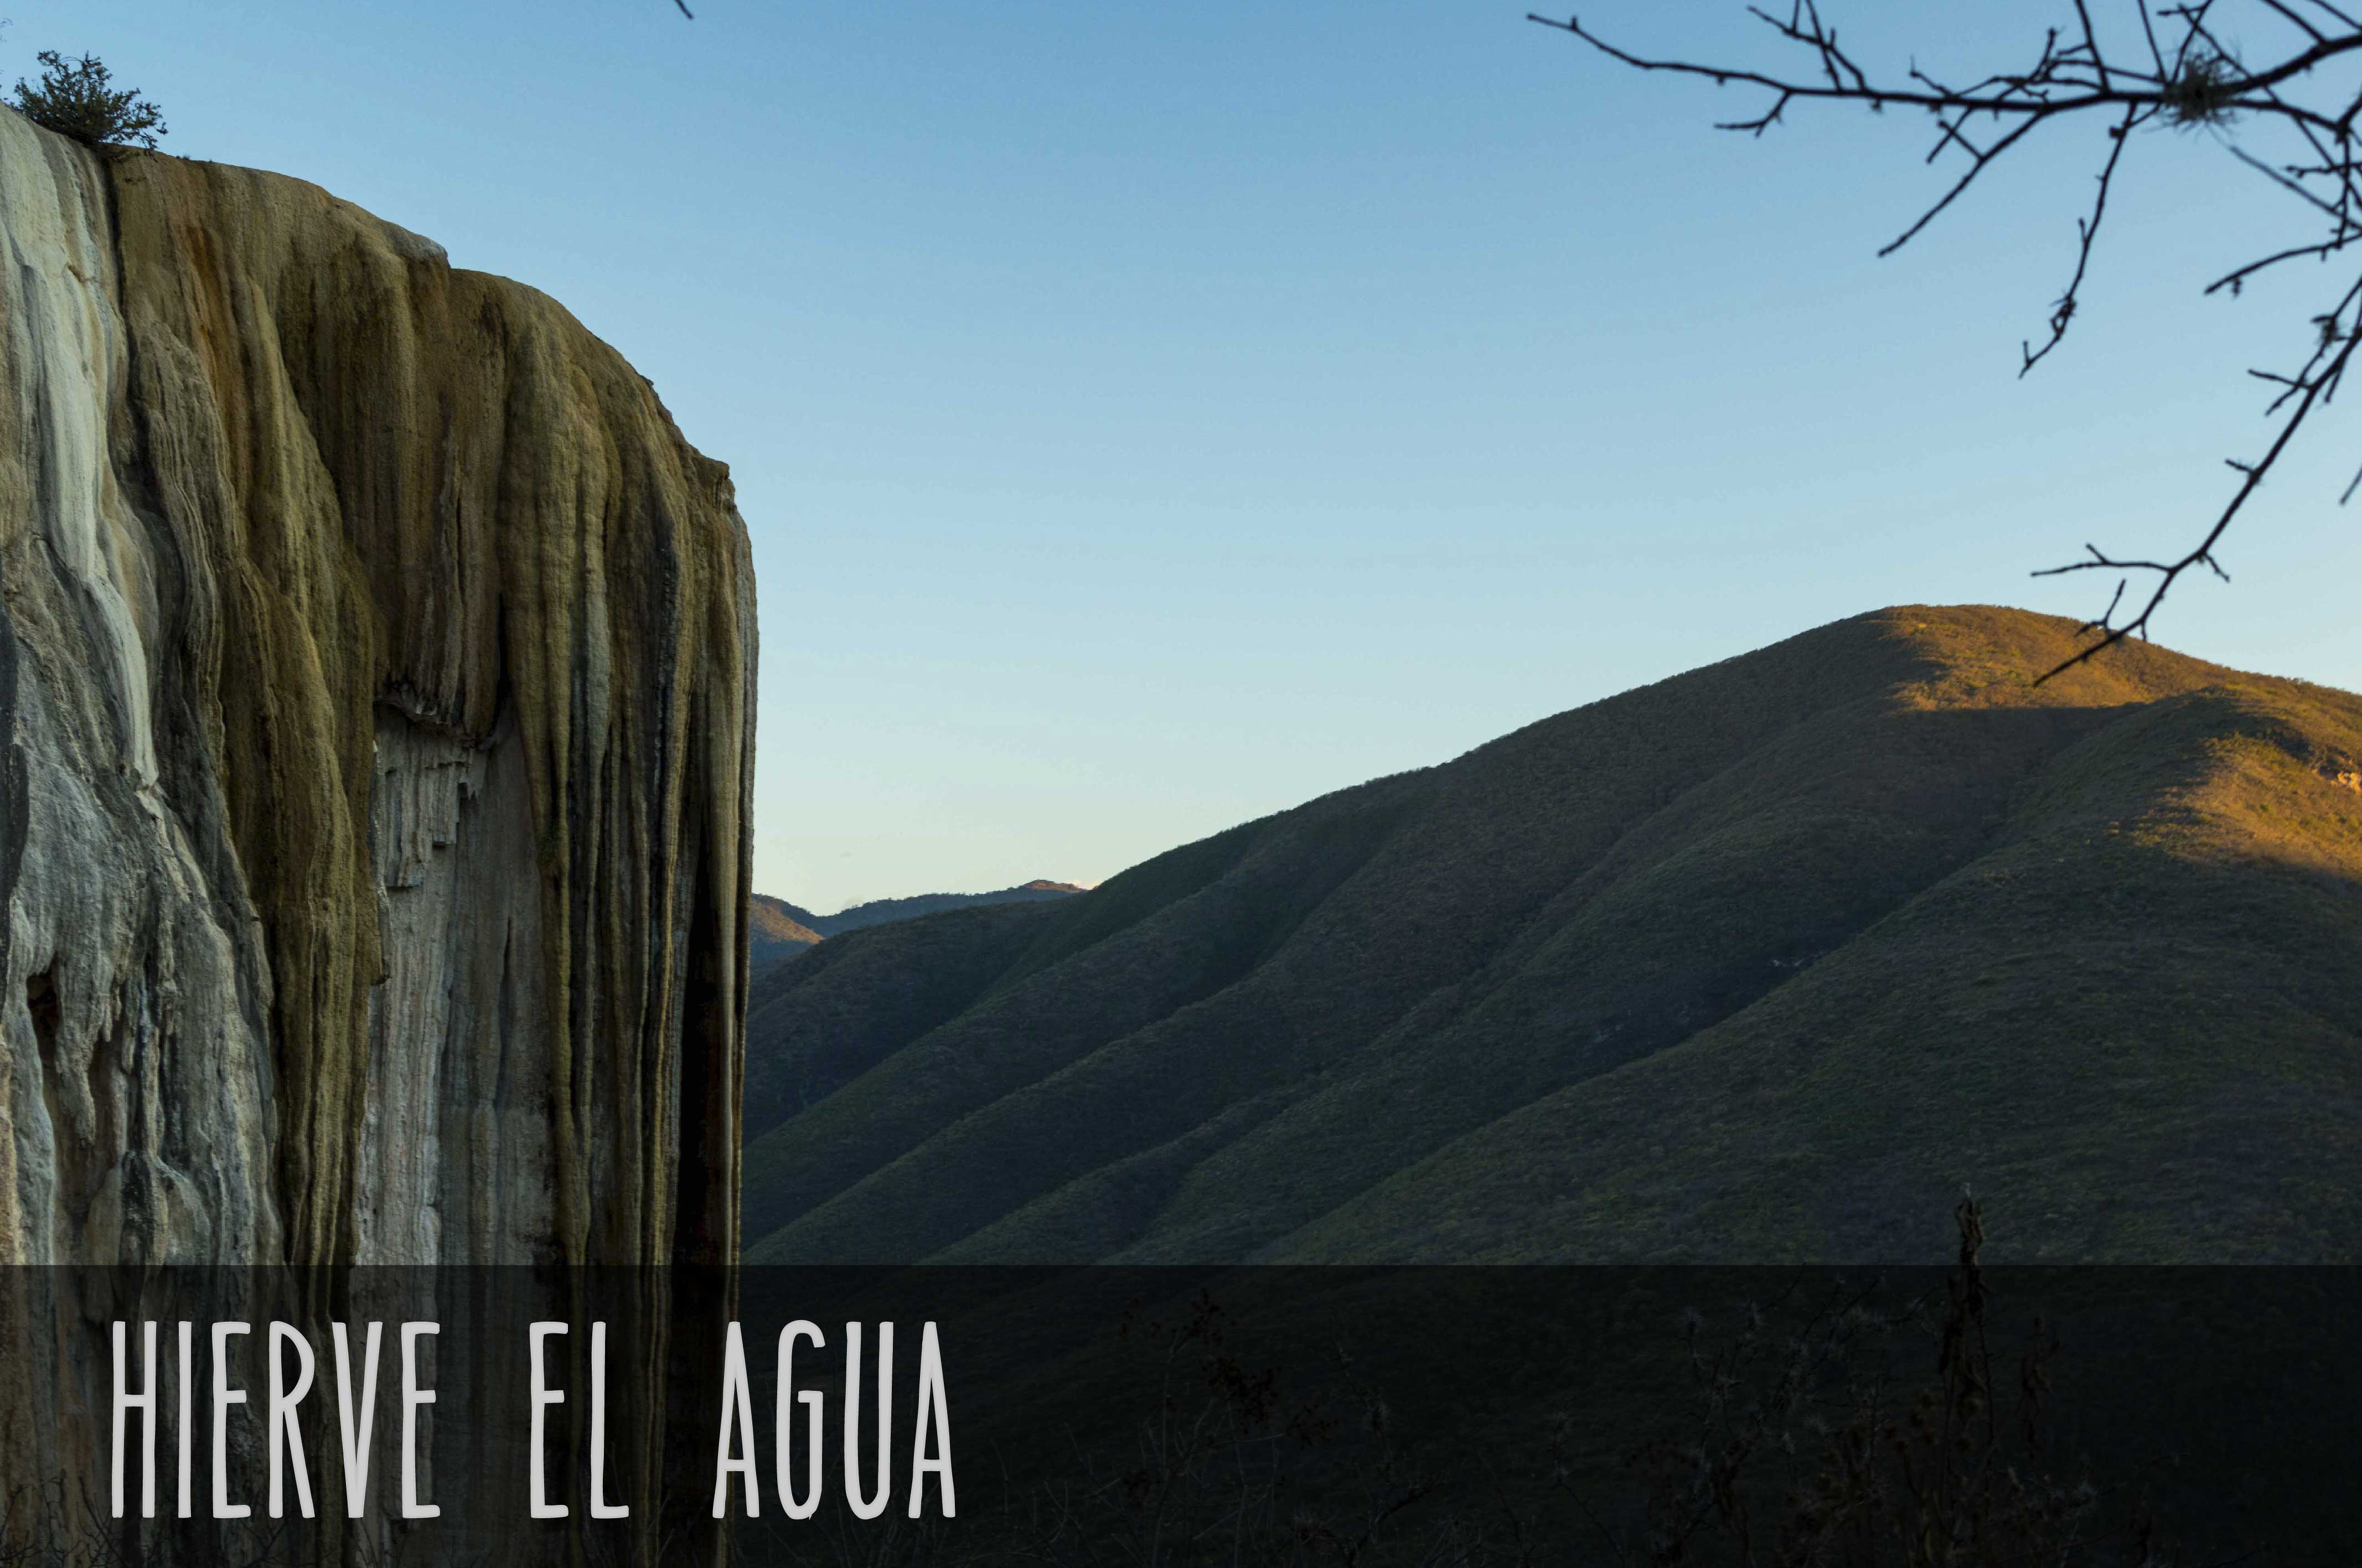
<box><xmin>744</xmin><ymin>1289</ymin><xmax>1463</xmax><ymax>1567</ymax></box>
<box><xmin>742</xmin><ymin>1200</ymin><xmax>2231</xmax><ymax>1566</ymax></box>
<box><xmin>1550</xmin><ymin>1195</ymin><xmax>2193</xmax><ymax>1568</ymax></box>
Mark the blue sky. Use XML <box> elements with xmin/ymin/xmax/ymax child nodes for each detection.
<box><xmin>17</xmin><ymin>1</ymin><xmax>2362</xmax><ymax>910</ymax></box>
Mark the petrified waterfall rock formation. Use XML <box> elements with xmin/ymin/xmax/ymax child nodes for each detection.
<box><xmin>0</xmin><ymin>104</ymin><xmax>755</xmax><ymax>1271</ymax></box>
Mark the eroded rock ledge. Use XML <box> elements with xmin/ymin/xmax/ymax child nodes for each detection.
<box><xmin>0</xmin><ymin>106</ymin><xmax>756</xmax><ymax>1271</ymax></box>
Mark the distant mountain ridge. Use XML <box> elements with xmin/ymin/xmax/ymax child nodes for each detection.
<box><xmin>747</xmin><ymin>881</ymin><xmax>1084</xmax><ymax>969</ymax></box>
<box><xmin>747</xmin><ymin>897</ymin><xmax>826</xmax><ymax>969</ymax></box>
<box><xmin>737</xmin><ymin>606</ymin><xmax>2362</xmax><ymax>1265</ymax></box>
<box><xmin>781</xmin><ymin>879</ymin><xmax>1086</xmax><ymax>937</ymax></box>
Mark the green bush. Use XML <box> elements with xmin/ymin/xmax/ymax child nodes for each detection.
<box><xmin>11</xmin><ymin>50</ymin><xmax>166</xmax><ymax>149</ymax></box>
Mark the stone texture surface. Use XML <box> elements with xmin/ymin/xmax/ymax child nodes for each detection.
<box><xmin>0</xmin><ymin>106</ymin><xmax>753</xmax><ymax>1554</ymax></box>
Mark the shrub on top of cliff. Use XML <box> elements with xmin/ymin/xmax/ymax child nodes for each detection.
<box><xmin>11</xmin><ymin>49</ymin><xmax>166</xmax><ymax>150</ymax></box>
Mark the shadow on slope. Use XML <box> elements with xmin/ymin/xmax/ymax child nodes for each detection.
<box><xmin>740</xmin><ymin>607</ymin><xmax>2362</xmax><ymax>1263</ymax></box>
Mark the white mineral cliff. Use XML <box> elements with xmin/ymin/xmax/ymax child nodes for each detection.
<box><xmin>0</xmin><ymin>108</ymin><xmax>283</xmax><ymax>1266</ymax></box>
<box><xmin>0</xmin><ymin>104</ymin><xmax>752</xmax><ymax>1558</ymax></box>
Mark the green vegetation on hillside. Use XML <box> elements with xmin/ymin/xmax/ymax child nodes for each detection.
<box><xmin>740</xmin><ymin>607</ymin><xmax>2362</xmax><ymax>1264</ymax></box>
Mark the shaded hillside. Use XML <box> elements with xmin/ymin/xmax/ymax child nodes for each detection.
<box><xmin>747</xmin><ymin>879</ymin><xmax>1082</xmax><ymax>974</ymax></box>
<box><xmin>740</xmin><ymin>607</ymin><xmax>2362</xmax><ymax>1264</ymax></box>
<box><xmin>761</xmin><ymin>879</ymin><xmax>1084</xmax><ymax>943</ymax></box>
<box><xmin>742</xmin><ymin>898</ymin><xmax>1082</xmax><ymax>1143</ymax></box>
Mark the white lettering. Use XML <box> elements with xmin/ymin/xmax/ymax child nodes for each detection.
<box><xmin>401</xmin><ymin>1323</ymin><xmax>440</xmax><ymax>1519</ymax></box>
<box><xmin>712</xmin><ymin>1322</ymin><xmax>759</xmax><ymax>1518</ymax></box>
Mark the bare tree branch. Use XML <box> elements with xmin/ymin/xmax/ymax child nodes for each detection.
<box><xmin>1529</xmin><ymin>4</ymin><xmax>2362</xmax><ymax>680</ymax></box>
<box><xmin>2022</xmin><ymin>107</ymin><xmax>2143</xmax><ymax>373</ymax></box>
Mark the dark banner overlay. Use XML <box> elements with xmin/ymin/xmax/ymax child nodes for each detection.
<box><xmin>0</xmin><ymin>1265</ymin><xmax>2352</xmax><ymax>1564</ymax></box>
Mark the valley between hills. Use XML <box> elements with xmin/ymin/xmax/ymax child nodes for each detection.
<box><xmin>738</xmin><ymin>604</ymin><xmax>2362</xmax><ymax>1264</ymax></box>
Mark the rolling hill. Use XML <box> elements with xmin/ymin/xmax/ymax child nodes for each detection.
<box><xmin>746</xmin><ymin>881</ymin><xmax>1083</xmax><ymax>970</ymax></box>
<box><xmin>739</xmin><ymin>606</ymin><xmax>2362</xmax><ymax>1264</ymax></box>
<box><xmin>769</xmin><ymin>879</ymin><xmax>1086</xmax><ymax>939</ymax></box>
<box><xmin>748</xmin><ymin>895</ymin><xmax>826</xmax><ymax>969</ymax></box>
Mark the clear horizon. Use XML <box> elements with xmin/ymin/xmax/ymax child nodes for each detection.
<box><xmin>18</xmin><ymin>1</ymin><xmax>2362</xmax><ymax>913</ymax></box>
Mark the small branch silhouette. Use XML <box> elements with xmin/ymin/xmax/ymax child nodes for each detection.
<box><xmin>1531</xmin><ymin>3</ymin><xmax>2362</xmax><ymax>679</ymax></box>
